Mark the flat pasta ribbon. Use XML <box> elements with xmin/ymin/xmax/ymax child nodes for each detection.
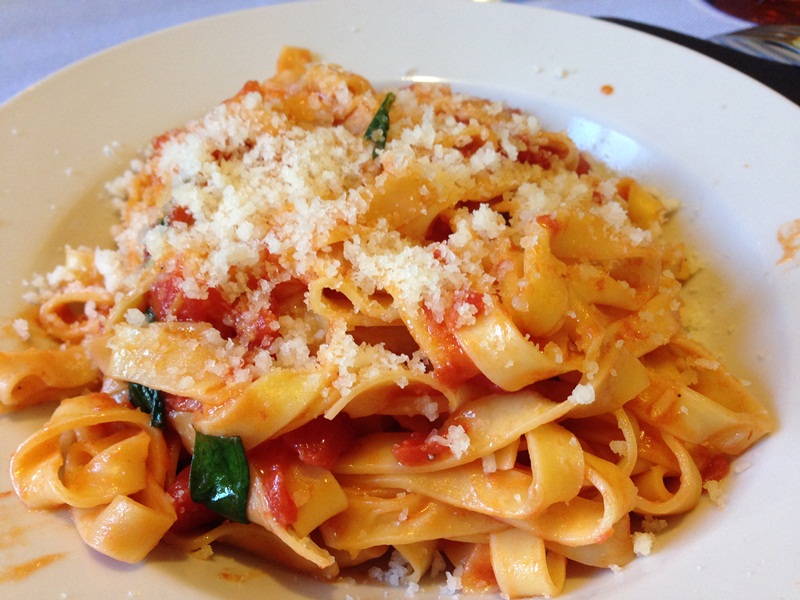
<box><xmin>10</xmin><ymin>393</ymin><xmax>175</xmax><ymax>562</ymax></box>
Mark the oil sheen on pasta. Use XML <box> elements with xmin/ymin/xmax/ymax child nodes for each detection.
<box><xmin>1</xmin><ymin>47</ymin><xmax>772</xmax><ymax>598</ymax></box>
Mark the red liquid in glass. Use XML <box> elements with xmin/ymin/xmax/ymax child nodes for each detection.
<box><xmin>705</xmin><ymin>0</ymin><xmax>800</xmax><ymax>24</ymax></box>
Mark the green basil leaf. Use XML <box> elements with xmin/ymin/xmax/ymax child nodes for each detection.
<box><xmin>364</xmin><ymin>92</ymin><xmax>396</xmax><ymax>158</ymax></box>
<box><xmin>128</xmin><ymin>382</ymin><xmax>166</xmax><ymax>429</ymax></box>
<box><xmin>189</xmin><ymin>431</ymin><xmax>250</xmax><ymax>524</ymax></box>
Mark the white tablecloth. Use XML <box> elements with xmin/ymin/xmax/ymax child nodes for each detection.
<box><xmin>0</xmin><ymin>0</ymin><xmax>752</xmax><ymax>105</ymax></box>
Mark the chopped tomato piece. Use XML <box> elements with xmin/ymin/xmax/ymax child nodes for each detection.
<box><xmin>249</xmin><ymin>440</ymin><xmax>298</xmax><ymax>527</ymax></box>
<box><xmin>444</xmin><ymin>289</ymin><xmax>486</xmax><ymax>329</ymax></box>
<box><xmin>163</xmin><ymin>393</ymin><xmax>202</xmax><ymax>413</ymax></box>
<box><xmin>576</xmin><ymin>153</ymin><xmax>592</xmax><ymax>175</ymax></box>
<box><xmin>392</xmin><ymin>431</ymin><xmax>450</xmax><ymax>466</ymax></box>
<box><xmin>229</xmin><ymin>298</ymin><xmax>280</xmax><ymax>350</ymax></box>
<box><xmin>167</xmin><ymin>466</ymin><xmax>222</xmax><ymax>532</ymax></box>
<box><xmin>535</xmin><ymin>213</ymin><xmax>561</xmax><ymax>233</ymax></box>
<box><xmin>281</xmin><ymin>414</ymin><xmax>355</xmax><ymax>470</ymax></box>
<box><xmin>148</xmin><ymin>273</ymin><xmax>236</xmax><ymax>338</ymax></box>
<box><xmin>248</xmin><ymin>416</ymin><xmax>355</xmax><ymax>527</ymax></box>
<box><xmin>166</xmin><ymin>205</ymin><xmax>195</xmax><ymax>226</ymax></box>
<box><xmin>423</xmin><ymin>304</ymin><xmax>480</xmax><ymax>387</ymax></box>
<box><xmin>148</xmin><ymin>269</ymin><xmax>280</xmax><ymax>349</ymax></box>
<box><xmin>517</xmin><ymin>147</ymin><xmax>552</xmax><ymax>169</ymax></box>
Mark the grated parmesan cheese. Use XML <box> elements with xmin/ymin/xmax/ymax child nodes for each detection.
<box><xmin>641</xmin><ymin>515</ymin><xmax>669</xmax><ymax>534</ymax></box>
<box><xmin>568</xmin><ymin>383</ymin><xmax>596</xmax><ymax>405</ymax></box>
<box><xmin>439</xmin><ymin>567</ymin><xmax>464</xmax><ymax>596</ymax></box>
<box><xmin>426</xmin><ymin>425</ymin><xmax>471</xmax><ymax>459</ymax></box>
<box><xmin>11</xmin><ymin>318</ymin><xmax>30</xmax><ymax>341</ymax></box>
<box><xmin>703</xmin><ymin>480</ymin><xmax>728</xmax><ymax>508</ymax></box>
<box><xmin>609</xmin><ymin>440</ymin><xmax>628</xmax><ymax>457</ymax></box>
<box><xmin>368</xmin><ymin>551</ymin><xmax>419</xmax><ymax>597</ymax></box>
<box><xmin>124</xmin><ymin>309</ymin><xmax>149</xmax><ymax>327</ymax></box>
<box><xmin>632</xmin><ymin>532</ymin><xmax>655</xmax><ymax>556</ymax></box>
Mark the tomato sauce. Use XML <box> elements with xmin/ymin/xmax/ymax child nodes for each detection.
<box><xmin>460</xmin><ymin>544</ymin><xmax>500</xmax><ymax>594</ymax></box>
<box><xmin>777</xmin><ymin>219</ymin><xmax>800</xmax><ymax>265</ymax></box>
<box><xmin>0</xmin><ymin>553</ymin><xmax>67</xmax><ymax>583</ymax></box>
<box><xmin>391</xmin><ymin>430</ymin><xmax>450</xmax><ymax>466</ymax></box>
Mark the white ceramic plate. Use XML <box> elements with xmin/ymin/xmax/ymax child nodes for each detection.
<box><xmin>1</xmin><ymin>1</ymin><xmax>799</xmax><ymax>598</ymax></box>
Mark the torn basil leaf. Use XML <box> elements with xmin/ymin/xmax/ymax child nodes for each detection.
<box><xmin>364</xmin><ymin>92</ymin><xmax>396</xmax><ymax>158</ymax></box>
<box><xmin>189</xmin><ymin>431</ymin><xmax>250</xmax><ymax>524</ymax></box>
<box><xmin>128</xmin><ymin>382</ymin><xmax>166</xmax><ymax>429</ymax></box>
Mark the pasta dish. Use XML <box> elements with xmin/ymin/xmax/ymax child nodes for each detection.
<box><xmin>1</xmin><ymin>48</ymin><xmax>773</xmax><ymax>597</ymax></box>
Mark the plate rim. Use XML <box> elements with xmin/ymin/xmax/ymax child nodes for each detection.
<box><xmin>1</xmin><ymin>1</ymin><xmax>799</xmax><ymax>599</ymax></box>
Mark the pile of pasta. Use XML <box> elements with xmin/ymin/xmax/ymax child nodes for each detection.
<box><xmin>2</xmin><ymin>48</ymin><xmax>772</xmax><ymax>597</ymax></box>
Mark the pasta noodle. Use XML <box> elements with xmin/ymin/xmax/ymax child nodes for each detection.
<box><xmin>2</xmin><ymin>47</ymin><xmax>773</xmax><ymax>597</ymax></box>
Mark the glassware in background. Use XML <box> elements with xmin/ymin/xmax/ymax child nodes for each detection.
<box><xmin>704</xmin><ymin>0</ymin><xmax>800</xmax><ymax>24</ymax></box>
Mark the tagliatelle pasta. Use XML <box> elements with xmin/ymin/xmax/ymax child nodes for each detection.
<box><xmin>3</xmin><ymin>47</ymin><xmax>773</xmax><ymax>597</ymax></box>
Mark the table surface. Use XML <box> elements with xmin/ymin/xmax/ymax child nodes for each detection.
<box><xmin>1</xmin><ymin>0</ymin><xmax>759</xmax><ymax>105</ymax></box>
